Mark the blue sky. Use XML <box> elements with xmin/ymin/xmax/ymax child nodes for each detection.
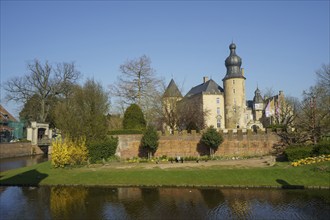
<box><xmin>1</xmin><ymin>0</ymin><xmax>329</xmax><ymax>117</ymax></box>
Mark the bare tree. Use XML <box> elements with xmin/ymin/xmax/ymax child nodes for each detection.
<box><xmin>177</xmin><ymin>96</ymin><xmax>209</xmax><ymax>132</ymax></box>
<box><xmin>110</xmin><ymin>55</ymin><xmax>161</xmax><ymax>105</ymax></box>
<box><xmin>4</xmin><ymin>59</ymin><xmax>80</xmax><ymax>123</ymax></box>
<box><xmin>109</xmin><ymin>55</ymin><xmax>163</xmax><ymax>124</ymax></box>
<box><xmin>316</xmin><ymin>64</ymin><xmax>330</xmax><ymax>94</ymax></box>
<box><xmin>263</xmin><ymin>87</ymin><xmax>276</xmax><ymax>99</ymax></box>
<box><xmin>273</xmin><ymin>96</ymin><xmax>298</xmax><ymax>127</ymax></box>
<box><xmin>273</xmin><ymin>96</ymin><xmax>309</xmax><ymax>146</ymax></box>
<box><xmin>276</xmin><ymin>64</ymin><xmax>330</xmax><ymax>146</ymax></box>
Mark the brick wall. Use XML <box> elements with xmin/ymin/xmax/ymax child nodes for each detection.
<box><xmin>0</xmin><ymin>143</ymin><xmax>44</xmax><ymax>159</ymax></box>
<box><xmin>116</xmin><ymin>132</ymin><xmax>279</xmax><ymax>159</ymax></box>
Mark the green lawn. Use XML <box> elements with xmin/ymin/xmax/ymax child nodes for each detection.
<box><xmin>0</xmin><ymin>161</ymin><xmax>329</xmax><ymax>188</ymax></box>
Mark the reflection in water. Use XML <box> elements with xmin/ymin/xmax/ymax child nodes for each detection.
<box><xmin>0</xmin><ymin>154</ymin><xmax>48</xmax><ymax>172</ymax></box>
<box><xmin>50</xmin><ymin>186</ymin><xmax>88</xmax><ymax>220</ymax></box>
<box><xmin>0</xmin><ymin>186</ymin><xmax>329</xmax><ymax>220</ymax></box>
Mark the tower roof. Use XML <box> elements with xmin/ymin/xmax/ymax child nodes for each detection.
<box><xmin>163</xmin><ymin>79</ymin><xmax>183</xmax><ymax>98</ymax></box>
<box><xmin>185</xmin><ymin>79</ymin><xmax>224</xmax><ymax>97</ymax></box>
<box><xmin>223</xmin><ymin>43</ymin><xmax>246</xmax><ymax>80</ymax></box>
<box><xmin>253</xmin><ymin>87</ymin><xmax>263</xmax><ymax>103</ymax></box>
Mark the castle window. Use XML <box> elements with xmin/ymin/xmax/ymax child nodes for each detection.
<box><xmin>217</xmin><ymin>119</ymin><xmax>221</xmax><ymax>128</ymax></box>
<box><xmin>233</xmin><ymin>89</ymin><xmax>236</xmax><ymax>94</ymax></box>
<box><xmin>217</xmin><ymin>107</ymin><xmax>220</xmax><ymax>115</ymax></box>
<box><xmin>233</xmin><ymin>80</ymin><xmax>235</xmax><ymax>85</ymax></box>
<box><xmin>216</xmin><ymin>97</ymin><xmax>220</xmax><ymax>104</ymax></box>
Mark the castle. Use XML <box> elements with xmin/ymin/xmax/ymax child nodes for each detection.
<box><xmin>162</xmin><ymin>43</ymin><xmax>285</xmax><ymax>132</ymax></box>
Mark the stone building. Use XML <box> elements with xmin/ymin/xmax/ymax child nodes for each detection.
<box><xmin>163</xmin><ymin>43</ymin><xmax>286</xmax><ymax>131</ymax></box>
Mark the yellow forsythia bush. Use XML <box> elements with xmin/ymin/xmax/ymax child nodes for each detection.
<box><xmin>51</xmin><ymin>137</ymin><xmax>88</xmax><ymax>168</ymax></box>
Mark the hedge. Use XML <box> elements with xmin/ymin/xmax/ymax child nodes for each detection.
<box><xmin>312</xmin><ymin>140</ymin><xmax>330</xmax><ymax>155</ymax></box>
<box><xmin>87</xmin><ymin>136</ymin><xmax>118</xmax><ymax>163</ymax></box>
<box><xmin>108</xmin><ymin>129</ymin><xmax>144</xmax><ymax>135</ymax></box>
<box><xmin>284</xmin><ymin>145</ymin><xmax>313</xmax><ymax>161</ymax></box>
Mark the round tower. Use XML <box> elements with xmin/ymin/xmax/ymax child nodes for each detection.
<box><xmin>222</xmin><ymin>43</ymin><xmax>246</xmax><ymax>129</ymax></box>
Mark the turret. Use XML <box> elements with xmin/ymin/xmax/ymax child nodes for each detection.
<box><xmin>222</xmin><ymin>43</ymin><xmax>247</xmax><ymax>129</ymax></box>
<box><xmin>162</xmin><ymin>79</ymin><xmax>182</xmax><ymax>133</ymax></box>
<box><xmin>253</xmin><ymin>87</ymin><xmax>264</xmax><ymax>121</ymax></box>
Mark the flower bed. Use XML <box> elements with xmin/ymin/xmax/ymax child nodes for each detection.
<box><xmin>291</xmin><ymin>155</ymin><xmax>330</xmax><ymax>167</ymax></box>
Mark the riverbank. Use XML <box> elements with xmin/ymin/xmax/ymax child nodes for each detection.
<box><xmin>0</xmin><ymin>158</ymin><xmax>329</xmax><ymax>188</ymax></box>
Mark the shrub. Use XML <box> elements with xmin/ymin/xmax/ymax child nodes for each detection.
<box><xmin>284</xmin><ymin>145</ymin><xmax>313</xmax><ymax>161</ymax></box>
<box><xmin>312</xmin><ymin>140</ymin><xmax>330</xmax><ymax>156</ymax></box>
<box><xmin>51</xmin><ymin>137</ymin><xmax>88</xmax><ymax>168</ymax></box>
<box><xmin>87</xmin><ymin>136</ymin><xmax>118</xmax><ymax>163</ymax></box>
<box><xmin>140</xmin><ymin>125</ymin><xmax>159</xmax><ymax>159</ymax></box>
<box><xmin>123</xmin><ymin>104</ymin><xmax>146</xmax><ymax>130</ymax></box>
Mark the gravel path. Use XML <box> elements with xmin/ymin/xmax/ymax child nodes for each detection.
<box><xmin>112</xmin><ymin>156</ymin><xmax>276</xmax><ymax>169</ymax></box>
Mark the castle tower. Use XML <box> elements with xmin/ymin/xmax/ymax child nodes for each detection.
<box><xmin>253</xmin><ymin>87</ymin><xmax>264</xmax><ymax>121</ymax></box>
<box><xmin>162</xmin><ymin>79</ymin><xmax>183</xmax><ymax>133</ymax></box>
<box><xmin>222</xmin><ymin>43</ymin><xmax>246</xmax><ymax>129</ymax></box>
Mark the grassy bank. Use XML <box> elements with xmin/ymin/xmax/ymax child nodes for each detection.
<box><xmin>0</xmin><ymin>161</ymin><xmax>329</xmax><ymax>188</ymax></box>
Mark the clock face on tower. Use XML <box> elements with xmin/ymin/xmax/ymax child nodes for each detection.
<box><xmin>254</xmin><ymin>103</ymin><xmax>263</xmax><ymax>110</ymax></box>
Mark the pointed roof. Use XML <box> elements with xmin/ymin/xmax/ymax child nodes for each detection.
<box><xmin>163</xmin><ymin>79</ymin><xmax>183</xmax><ymax>98</ymax></box>
<box><xmin>253</xmin><ymin>87</ymin><xmax>263</xmax><ymax>103</ymax></box>
<box><xmin>0</xmin><ymin>104</ymin><xmax>17</xmax><ymax>122</ymax></box>
<box><xmin>185</xmin><ymin>79</ymin><xmax>224</xmax><ymax>98</ymax></box>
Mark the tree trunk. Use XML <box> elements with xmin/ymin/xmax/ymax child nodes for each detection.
<box><xmin>40</xmin><ymin>99</ymin><xmax>46</xmax><ymax>122</ymax></box>
<box><xmin>138</xmin><ymin>71</ymin><xmax>141</xmax><ymax>106</ymax></box>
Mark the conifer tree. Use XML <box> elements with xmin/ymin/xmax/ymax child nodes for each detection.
<box><xmin>123</xmin><ymin>104</ymin><xmax>146</xmax><ymax>130</ymax></box>
<box><xmin>141</xmin><ymin>125</ymin><xmax>159</xmax><ymax>159</ymax></box>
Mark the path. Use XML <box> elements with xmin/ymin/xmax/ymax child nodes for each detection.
<box><xmin>110</xmin><ymin>156</ymin><xmax>276</xmax><ymax>170</ymax></box>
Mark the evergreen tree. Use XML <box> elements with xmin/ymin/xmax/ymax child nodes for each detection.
<box><xmin>123</xmin><ymin>104</ymin><xmax>146</xmax><ymax>130</ymax></box>
<box><xmin>201</xmin><ymin>126</ymin><xmax>224</xmax><ymax>157</ymax></box>
<box><xmin>141</xmin><ymin>125</ymin><xmax>159</xmax><ymax>159</ymax></box>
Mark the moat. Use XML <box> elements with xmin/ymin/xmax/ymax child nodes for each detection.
<box><xmin>0</xmin><ymin>154</ymin><xmax>48</xmax><ymax>172</ymax></box>
<box><xmin>1</xmin><ymin>186</ymin><xmax>329</xmax><ymax>220</ymax></box>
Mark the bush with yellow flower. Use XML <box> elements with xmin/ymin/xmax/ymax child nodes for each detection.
<box><xmin>291</xmin><ymin>155</ymin><xmax>330</xmax><ymax>167</ymax></box>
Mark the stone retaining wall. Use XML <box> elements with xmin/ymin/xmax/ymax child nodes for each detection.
<box><xmin>0</xmin><ymin>142</ymin><xmax>44</xmax><ymax>159</ymax></box>
<box><xmin>116</xmin><ymin>132</ymin><xmax>280</xmax><ymax>159</ymax></box>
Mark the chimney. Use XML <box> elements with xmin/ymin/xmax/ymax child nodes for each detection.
<box><xmin>203</xmin><ymin>76</ymin><xmax>209</xmax><ymax>83</ymax></box>
<box><xmin>241</xmin><ymin>68</ymin><xmax>244</xmax><ymax>76</ymax></box>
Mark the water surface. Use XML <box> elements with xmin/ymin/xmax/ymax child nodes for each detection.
<box><xmin>0</xmin><ymin>186</ymin><xmax>329</xmax><ymax>220</ymax></box>
<box><xmin>0</xmin><ymin>154</ymin><xmax>48</xmax><ymax>172</ymax></box>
